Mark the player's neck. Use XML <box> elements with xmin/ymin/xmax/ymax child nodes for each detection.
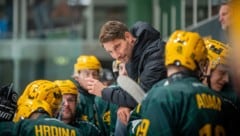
<box><xmin>167</xmin><ymin>66</ymin><xmax>181</xmax><ymax>77</ymax></box>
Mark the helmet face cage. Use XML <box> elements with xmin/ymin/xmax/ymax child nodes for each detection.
<box><xmin>204</xmin><ymin>39</ymin><xmax>229</xmax><ymax>69</ymax></box>
<box><xmin>165</xmin><ymin>30</ymin><xmax>208</xmax><ymax>71</ymax></box>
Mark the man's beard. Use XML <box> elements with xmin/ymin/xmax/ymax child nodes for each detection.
<box><xmin>61</xmin><ymin>108</ymin><xmax>75</xmax><ymax>122</ymax></box>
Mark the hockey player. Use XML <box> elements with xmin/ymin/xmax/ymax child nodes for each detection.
<box><xmin>129</xmin><ymin>30</ymin><xmax>238</xmax><ymax>135</ymax></box>
<box><xmin>13</xmin><ymin>80</ymin><xmax>81</xmax><ymax>136</ymax></box>
<box><xmin>54</xmin><ymin>80</ymin><xmax>102</xmax><ymax>136</ymax></box>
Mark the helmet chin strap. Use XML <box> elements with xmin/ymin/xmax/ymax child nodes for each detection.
<box><xmin>207</xmin><ymin>75</ymin><xmax>212</xmax><ymax>89</ymax></box>
<box><xmin>202</xmin><ymin>74</ymin><xmax>212</xmax><ymax>89</ymax></box>
<box><xmin>196</xmin><ymin>60</ymin><xmax>212</xmax><ymax>90</ymax></box>
<box><xmin>202</xmin><ymin>64</ymin><xmax>213</xmax><ymax>90</ymax></box>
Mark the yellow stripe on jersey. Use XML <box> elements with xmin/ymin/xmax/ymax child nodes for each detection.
<box><xmin>136</xmin><ymin>104</ymin><xmax>141</xmax><ymax>113</ymax></box>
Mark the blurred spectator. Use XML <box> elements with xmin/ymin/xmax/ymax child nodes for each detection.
<box><xmin>219</xmin><ymin>1</ymin><xmax>230</xmax><ymax>31</ymax></box>
<box><xmin>51</xmin><ymin>0</ymin><xmax>72</xmax><ymax>23</ymax></box>
<box><xmin>0</xmin><ymin>11</ymin><xmax>8</xmax><ymax>39</ymax></box>
<box><xmin>51</xmin><ymin>0</ymin><xmax>85</xmax><ymax>38</ymax></box>
<box><xmin>32</xmin><ymin>0</ymin><xmax>52</xmax><ymax>38</ymax></box>
<box><xmin>5</xmin><ymin>0</ymin><xmax>13</xmax><ymax>32</ymax></box>
<box><xmin>218</xmin><ymin>1</ymin><xmax>230</xmax><ymax>42</ymax></box>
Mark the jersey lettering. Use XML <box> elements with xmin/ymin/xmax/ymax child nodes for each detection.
<box><xmin>35</xmin><ymin>125</ymin><xmax>76</xmax><ymax>136</ymax></box>
<box><xmin>196</xmin><ymin>93</ymin><xmax>221</xmax><ymax>111</ymax></box>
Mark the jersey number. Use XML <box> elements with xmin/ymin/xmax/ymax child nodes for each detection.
<box><xmin>136</xmin><ymin>119</ymin><xmax>150</xmax><ymax>136</ymax></box>
<box><xmin>199</xmin><ymin>124</ymin><xmax>225</xmax><ymax>136</ymax></box>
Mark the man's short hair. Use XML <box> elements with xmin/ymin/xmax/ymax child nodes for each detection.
<box><xmin>99</xmin><ymin>20</ymin><xmax>129</xmax><ymax>44</ymax></box>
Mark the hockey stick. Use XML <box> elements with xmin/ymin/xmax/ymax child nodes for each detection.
<box><xmin>117</xmin><ymin>75</ymin><xmax>145</xmax><ymax>103</ymax></box>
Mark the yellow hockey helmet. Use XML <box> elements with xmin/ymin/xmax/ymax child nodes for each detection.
<box><xmin>74</xmin><ymin>55</ymin><xmax>102</xmax><ymax>73</ymax></box>
<box><xmin>17</xmin><ymin>80</ymin><xmax>50</xmax><ymax>106</ymax></box>
<box><xmin>13</xmin><ymin>99</ymin><xmax>52</xmax><ymax>122</ymax></box>
<box><xmin>204</xmin><ymin>39</ymin><xmax>229</xmax><ymax>69</ymax></box>
<box><xmin>165</xmin><ymin>30</ymin><xmax>208</xmax><ymax>71</ymax></box>
<box><xmin>17</xmin><ymin>80</ymin><xmax>62</xmax><ymax>115</ymax></box>
<box><xmin>54</xmin><ymin>80</ymin><xmax>78</xmax><ymax>95</ymax></box>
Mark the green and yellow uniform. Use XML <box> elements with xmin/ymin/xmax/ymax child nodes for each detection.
<box><xmin>129</xmin><ymin>73</ymin><xmax>238</xmax><ymax>136</ymax></box>
<box><xmin>76</xmin><ymin>86</ymin><xmax>99</xmax><ymax>125</ymax></box>
<box><xmin>76</xmin><ymin>88</ymin><xmax>118</xmax><ymax>135</ymax></box>
<box><xmin>95</xmin><ymin>96</ymin><xmax>118</xmax><ymax>136</ymax></box>
<box><xmin>71</xmin><ymin>121</ymin><xmax>102</xmax><ymax>136</ymax></box>
<box><xmin>14</xmin><ymin>114</ymin><xmax>81</xmax><ymax>136</ymax></box>
<box><xmin>73</xmin><ymin>55</ymin><xmax>102</xmax><ymax>127</ymax></box>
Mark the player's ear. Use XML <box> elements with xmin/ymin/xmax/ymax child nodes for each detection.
<box><xmin>124</xmin><ymin>32</ymin><xmax>134</xmax><ymax>42</ymax></box>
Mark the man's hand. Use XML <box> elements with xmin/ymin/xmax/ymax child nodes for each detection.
<box><xmin>117</xmin><ymin>106</ymin><xmax>131</xmax><ymax>125</ymax></box>
<box><xmin>86</xmin><ymin>78</ymin><xmax>107</xmax><ymax>97</ymax></box>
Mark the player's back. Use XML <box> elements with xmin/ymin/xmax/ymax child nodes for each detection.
<box><xmin>13</xmin><ymin>114</ymin><xmax>81</xmax><ymax>136</ymax></box>
<box><xmin>138</xmin><ymin>74</ymin><xmax>231</xmax><ymax>136</ymax></box>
